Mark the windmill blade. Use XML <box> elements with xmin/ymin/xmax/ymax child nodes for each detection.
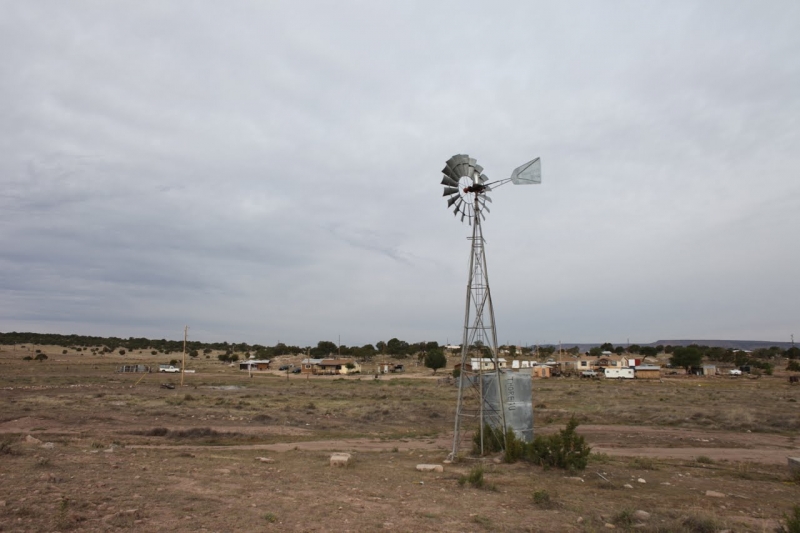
<box><xmin>441</xmin><ymin>175</ymin><xmax>459</xmax><ymax>187</ymax></box>
<box><xmin>441</xmin><ymin>165</ymin><xmax>459</xmax><ymax>181</ymax></box>
<box><xmin>478</xmin><ymin>173</ymin><xmax>489</xmax><ymax>183</ymax></box>
<box><xmin>467</xmin><ymin>157</ymin><xmax>477</xmax><ymax>180</ymax></box>
<box><xmin>447</xmin><ymin>195</ymin><xmax>460</xmax><ymax>207</ymax></box>
<box><xmin>483</xmin><ymin>195</ymin><xmax>492</xmax><ymax>203</ymax></box>
<box><xmin>474</xmin><ymin>164</ymin><xmax>483</xmax><ymax>175</ymax></box>
<box><xmin>442</xmin><ymin>186</ymin><xmax>460</xmax><ymax>196</ymax></box>
<box><xmin>509</xmin><ymin>157</ymin><xmax>541</xmax><ymax>185</ymax></box>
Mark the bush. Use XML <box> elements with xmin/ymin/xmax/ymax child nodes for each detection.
<box><xmin>472</xmin><ymin>416</ymin><xmax>591</xmax><ymax>471</ymax></box>
<box><xmin>532</xmin><ymin>490</ymin><xmax>556</xmax><ymax>508</ymax></box>
<box><xmin>151</xmin><ymin>350</ymin><xmax>158</xmax><ymax>356</ymax></box>
<box><xmin>170</xmin><ymin>359</ymin><xmax>179</xmax><ymax>366</ymax></box>
<box><xmin>34</xmin><ymin>353</ymin><xmax>48</xmax><ymax>361</ymax></box>
<box><xmin>787</xmin><ymin>360</ymin><xmax>800</xmax><ymax>372</ymax></box>
<box><xmin>23</xmin><ymin>356</ymin><xmax>32</xmax><ymax>361</ymax></box>
<box><xmin>527</xmin><ymin>417</ymin><xmax>591</xmax><ymax>471</ymax></box>
<box><xmin>452</xmin><ymin>367</ymin><xmax>461</xmax><ymax>379</ymax></box>
<box><xmin>119</xmin><ymin>349</ymin><xmax>126</xmax><ymax>355</ymax></box>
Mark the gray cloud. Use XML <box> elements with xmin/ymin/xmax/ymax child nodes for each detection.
<box><xmin>1</xmin><ymin>1</ymin><xmax>798</xmax><ymax>346</ymax></box>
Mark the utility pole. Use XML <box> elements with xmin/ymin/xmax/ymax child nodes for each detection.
<box><xmin>181</xmin><ymin>326</ymin><xmax>188</xmax><ymax>387</ymax></box>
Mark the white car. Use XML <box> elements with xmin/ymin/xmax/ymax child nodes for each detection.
<box><xmin>159</xmin><ymin>365</ymin><xmax>180</xmax><ymax>373</ymax></box>
<box><xmin>729</xmin><ymin>369</ymin><xmax>742</xmax><ymax>376</ymax></box>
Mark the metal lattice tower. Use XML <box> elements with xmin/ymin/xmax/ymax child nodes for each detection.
<box><xmin>440</xmin><ymin>154</ymin><xmax>541</xmax><ymax>461</ymax></box>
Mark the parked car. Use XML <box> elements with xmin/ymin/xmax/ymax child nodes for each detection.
<box><xmin>580</xmin><ymin>370</ymin><xmax>599</xmax><ymax>379</ymax></box>
<box><xmin>279</xmin><ymin>364</ymin><xmax>294</xmax><ymax>371</ymax></box>
<box><xmin>159</xmin><ymin>364</ymin><xmax>180</xmax><ymax>373</ymax></box>
<box><xmin>729</xmin><ymin>369</ymin><xmax>742</xmax><ymax>376</ymax></box>
<box><xmin>291</xmin><ymin>367</ymin><xmax>301</xmax><ymax>374</ymax></box>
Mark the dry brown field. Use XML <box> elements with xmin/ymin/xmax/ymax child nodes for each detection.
<box><xmin>1</xmin><ymin>345</ymin><xmax>799</xmax><ymax>532</ymax></box>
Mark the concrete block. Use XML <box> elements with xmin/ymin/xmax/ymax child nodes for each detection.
<box><xmin>416</xmin><ymin>464</ymin><xmax>443</xmax><ymax>473</ymax></box>
<box><xmin>330</xmin><ymin>453</ymin><xmax>351</xmax><ymax>467</ymax></box>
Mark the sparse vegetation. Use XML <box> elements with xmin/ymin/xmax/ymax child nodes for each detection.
<box><xmin>778</xmin><ymin>505</ymin><xmax>800</xmax><ymax>533</ymax></box>
<box><xmin>458</xmin><ymin>464</ymin><xmax>494</xmax><ymax>490</ymax></box>
<box><xmin>696</xmin><ymin>455</ymin><xmax>714</xmax><ymax>464</ymax></box>
<box><xmin>532</xmin><ymin>489</ymin><xmax>556</xmax><ymax>508</ymax></box>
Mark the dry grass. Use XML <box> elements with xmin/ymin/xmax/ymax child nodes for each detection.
<box><xmin>1</xmin><ymin>345</ymin><xmax>798</xmax><ymax>532</ymax></box>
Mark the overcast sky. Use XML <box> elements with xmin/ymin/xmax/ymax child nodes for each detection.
<box><xmin>1</xmin><ymin>2</ymin><xmax>798</xmax><ymax>347</ymax></box>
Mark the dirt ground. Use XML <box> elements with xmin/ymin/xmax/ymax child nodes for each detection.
<box><xmin>1</xmin><ymin>346</ymin><xmax>799</xmax><ymax>532</ymax></box>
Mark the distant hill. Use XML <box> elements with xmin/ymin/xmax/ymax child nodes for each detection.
<box><xmin>553</xmin><ymin>340</ymin><xmax>794</xmax><ymax>352</ymax></box>
<box><xmin>649</xmin><ymin>340</ymin><xmax>794</xmax><ymax>351</ymax></box>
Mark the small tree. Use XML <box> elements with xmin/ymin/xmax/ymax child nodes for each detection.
<box><xmin>424</xmin><ymin>349</ymin><xmax>447</xmax><ymax>374</ymax></box>
<box><xmin>34</xmin><ymin>353</ymin><xmax>48</xmax><ymax>361</ymax></box>
<box><xmin>787</xmin><ymin>360</ymin><xmax>800</xmax><ymax>372</ymax></box>
<box><xmin>119</xmin><ymin>349</ymin><xmax>126</xmax><ymax>355</ymax></box>
<box><xmin>670</xmin><ymin>346</ymin><xmax>702</xmax><ymax>371</ymax></box>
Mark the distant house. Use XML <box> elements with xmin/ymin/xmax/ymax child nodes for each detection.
<box><xmin>301</xmin><ymin>358</ymin><xmax>360</xmax><ymax>375</ymax></box>
<box><xmin>317</xmin><ymin>359</ymin><xmax>361</xmax><ymax>375</ymax></box>
<box><xmin>239</xmin><ymin>360</ymin><xmax>270</xmax><ymax>371</ymax></box>
<box><xmin>596</xmin><ymin>356</ymin><xmax>627</xmax><ymax>369</ymax></box>
<box><xmin>301</xmin><ymin>358</ymin><xmax>323</xmax><ymax>374</ymax></box>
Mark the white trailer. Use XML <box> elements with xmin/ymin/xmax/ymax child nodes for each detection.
<box><xmin>604</xmin><ymin>368</ymin><xmax>634</xmax><ymax>379</ymax></box>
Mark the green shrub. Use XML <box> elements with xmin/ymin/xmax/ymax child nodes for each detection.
<box><xmin>528</xmin><ymin>417</ymin><xmax>591</xmax><ymax>471</ymax></box>
<box><xmin>459</xmin><ymin>465</ymin><xmax>493</xmax><ymax>490</ymax></box>
<box><xmin>695</xmin><ymin>455</ymin><xmax>713</xmax><ymax>464</ymax></box>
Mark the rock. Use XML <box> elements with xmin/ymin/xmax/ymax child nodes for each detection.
<box><xmin>564</xmin><ymin>476</ymin><xmax>584</xmax><ymax>482</ymax></box>
<box><xmin>633</xmin><ymin>510</ymin><xmax>650</xmax><ymax>521</ymax></box>
<box><xmin>40</xmin><ymin>442</ymin><xmax>55</xmax><ymax>450</ymax></box>
<box><xmin>705</xmin><ymin>490</ymin><xmax>725</xmax><ymax>498</ymax></box>
<box><xmin>415</xmin><ymin>464</ymin><xmax>443</xmax><ymax>473</ymax></box>
<box><xmin>330</xmin><ymin>453</ymin><xmax>351</xmax><ymax>467</ymax></box>
<box><xmin>605</xmin><ymin>523</ymin><xmax>616</xmax><ymax>529</ymax></box>
<box><xmin>637</xmin><ymin>478</ymin><xmax>646</xmax><ymax>483</ymax></box>
<box><xmin>215</xmin><ymin>468</ymin><xmax>231</xmax><ymax>475</ymax></box>
<box><xmin>576</xmin><ymin>517</ymin><xmax>584</xmax><ymax>524</ymax></box>
<box><xmin>256</xmin><ymin>457</ymin><xmax>275</xmax><ymax>463</ymax></box>
<box><xmin>24</xmin><ymin>435</ymin><xmax>42</xmax><ymax>445</ymax></box>
<box><xmin>623</xmin><ymin>484</ymin><xmax>633</xmax><ymax>489</ymax></box>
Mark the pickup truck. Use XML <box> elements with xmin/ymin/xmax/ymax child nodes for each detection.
<box><xmin>580</xmin><ymin>370</ymin><xmax>599</xmax><ymax>379</ymax></box>
<box><xmin>159</xmin><ymin>365</ymin><xmax>180</xmax><ymax>373</ymax></box>
<box><xmin>729</xmin><ymin>369</ymin><xmax>742</xmax><ymax>376</ymax></box>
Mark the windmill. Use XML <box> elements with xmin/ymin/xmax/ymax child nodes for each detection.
<box><xmin>441</xmin><ymin>154</ymin><xmax>541</xmax><ymax>461</ymax></box>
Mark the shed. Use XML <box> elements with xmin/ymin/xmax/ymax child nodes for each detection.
<box><xmin>634</xmin><ymin>365</ymin><xmax>661</xmax><ymax>379</ymax></box>
<box><xmin>702</xmin><ymin>365</ymin><xmax>716</xmax><ymax>376</ymax></box>
<box><xmin>532</xmin><ymin>365</ymin><xmax>551</xmax><ymax>378</ymax></box>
